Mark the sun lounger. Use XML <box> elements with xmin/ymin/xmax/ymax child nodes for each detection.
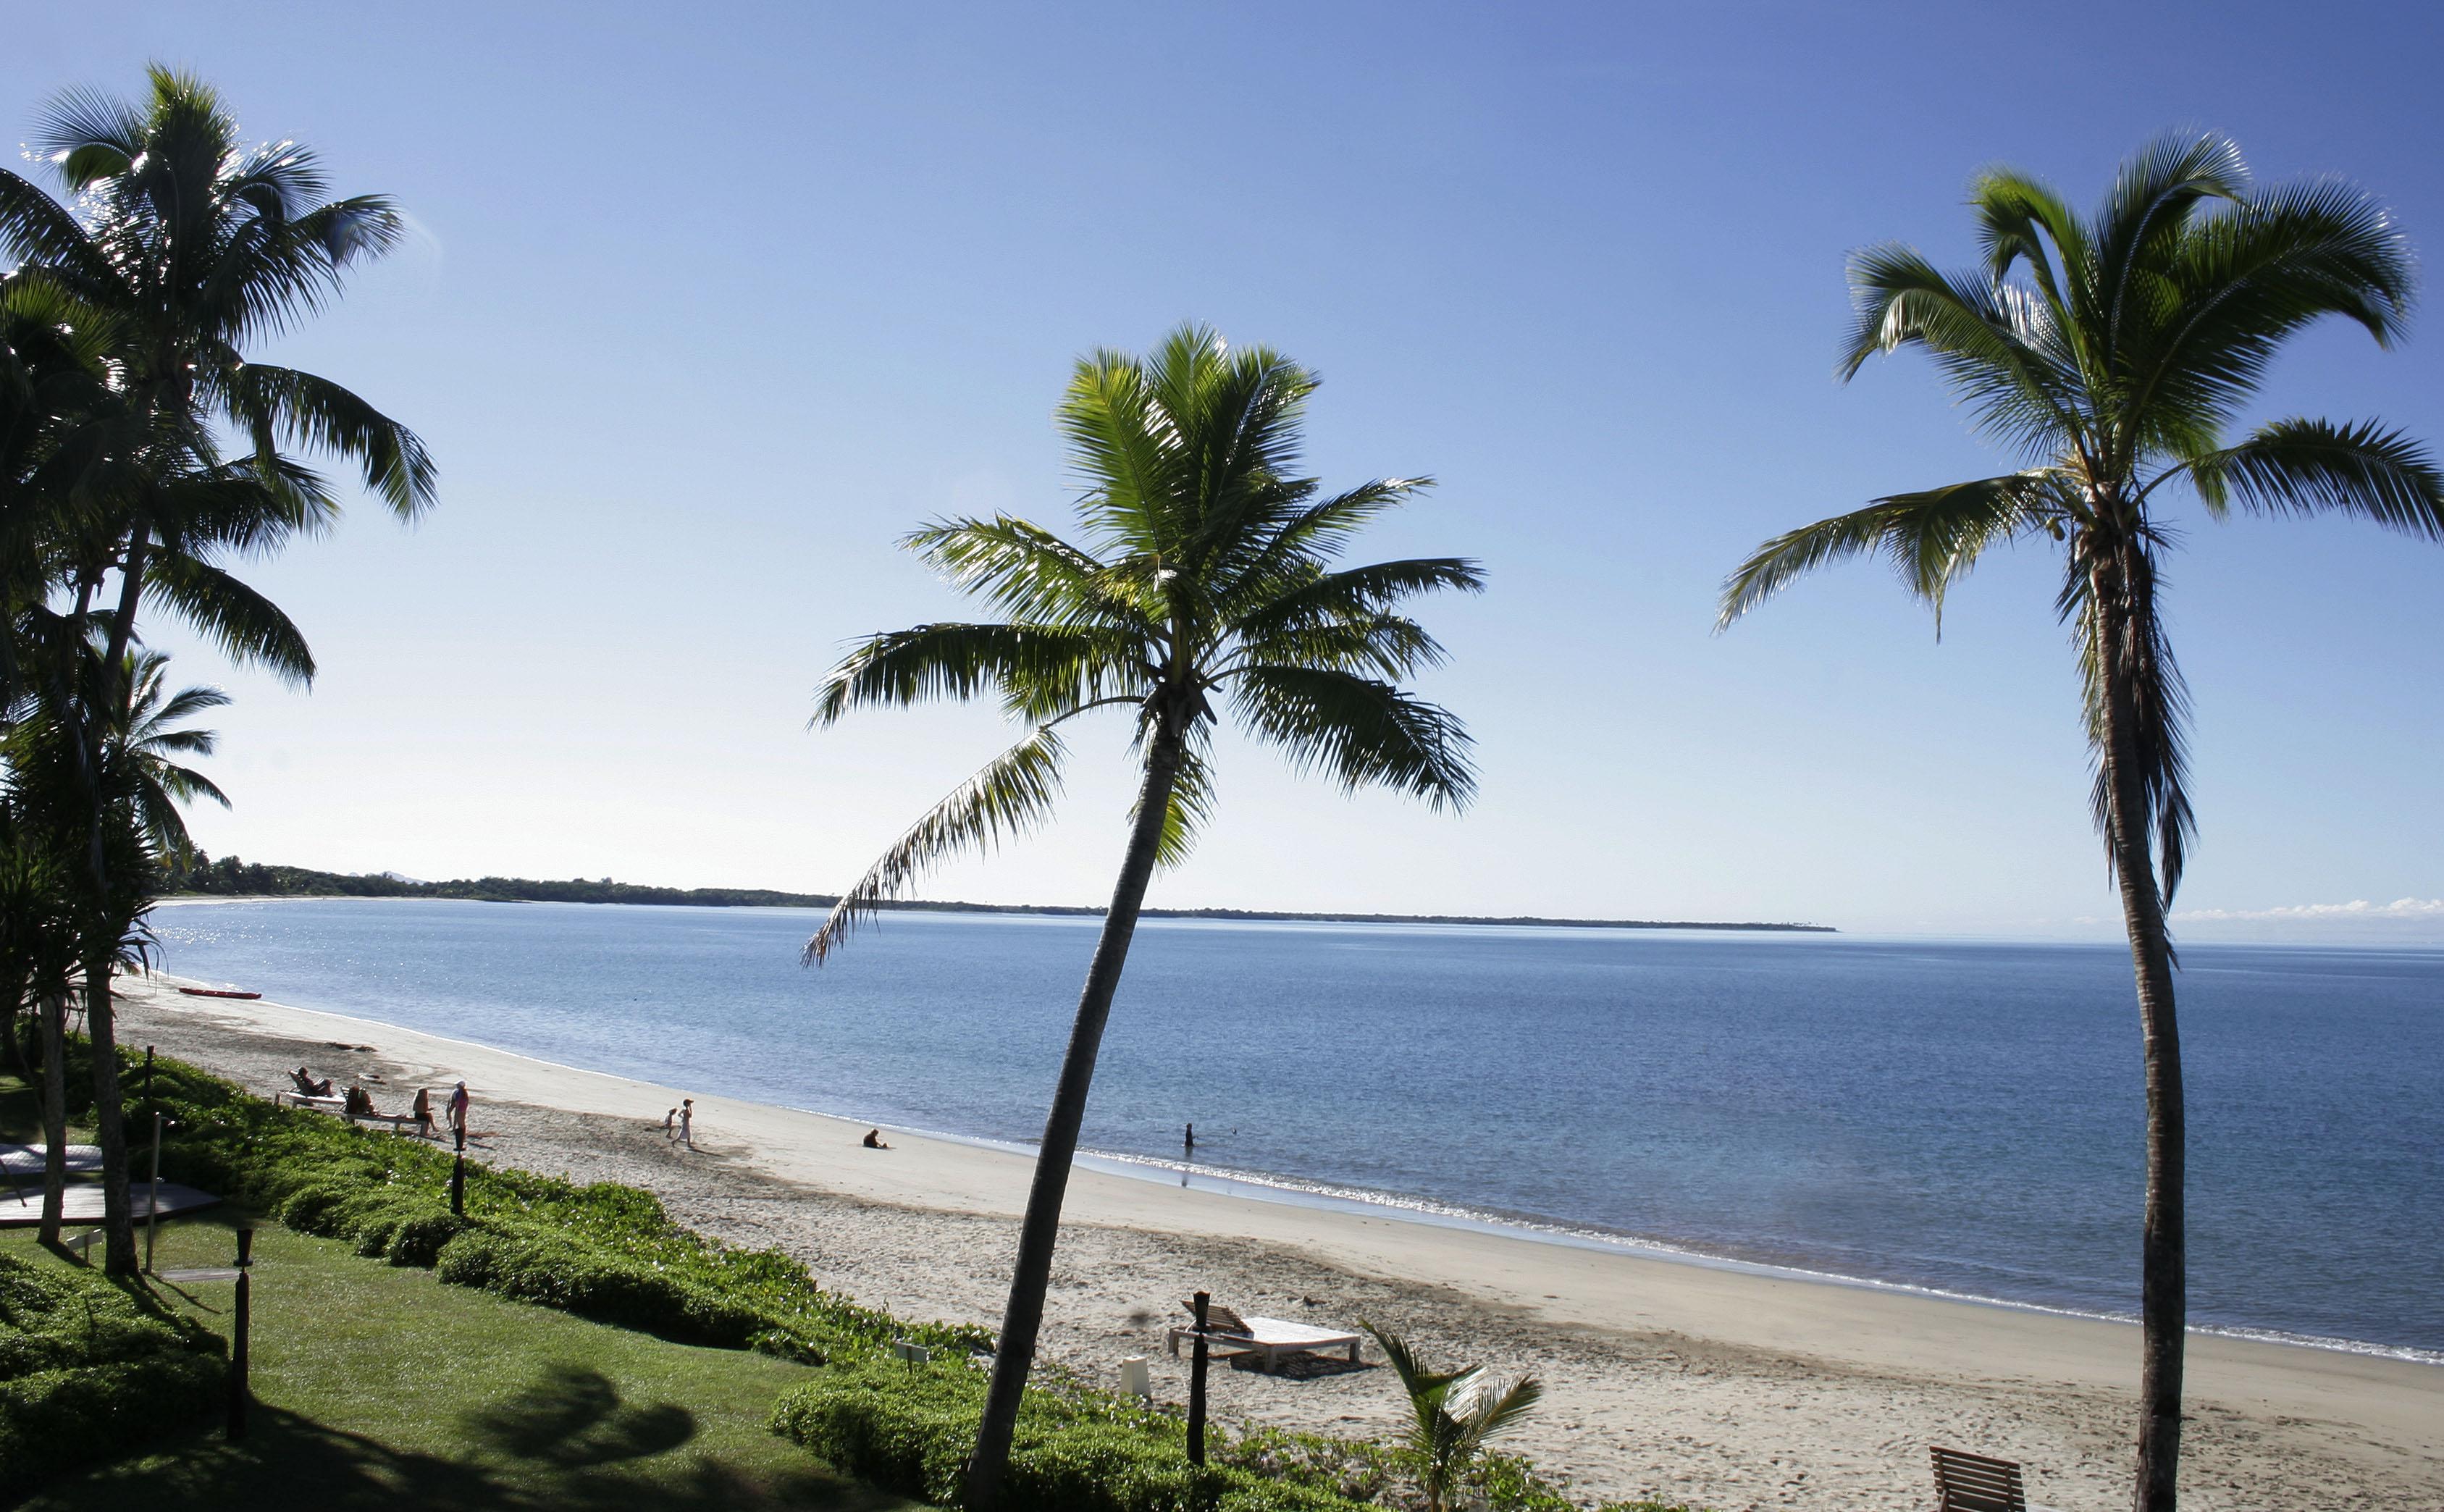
<box><xmin>1167</xmin><ymin>1303</ymin><xmax>1363</xmax><ymax>1372</ymax></box>
<box><xmin>1930</xmin><ymin>1446</ymin><xmax>2027</xmax><ymax>1512</ymax></box>
<box><xmin>277</xmin><ymin>1091</ymin><xmax>347</xmax><ymax>1112</ymax></box>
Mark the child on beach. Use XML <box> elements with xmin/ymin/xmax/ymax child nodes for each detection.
<box><xmin>662</xmin><ymin>1106</ymin><xmax>679</xmax><ymax>1139</ymax></box>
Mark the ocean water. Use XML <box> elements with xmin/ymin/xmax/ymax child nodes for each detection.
<box><xmin>151</xmin><ymin>900</ymin><xmax>2444</xmax><ymax>1359</ymax></box>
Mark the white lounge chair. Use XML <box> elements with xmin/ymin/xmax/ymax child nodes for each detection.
<box><xmin>1167</xmin><ymin>1301</ymin><xmax>1363</xmax><ymax>1372</ymax></box>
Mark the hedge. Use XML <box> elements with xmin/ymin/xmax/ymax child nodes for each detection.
<box><xmin>125</xmin><ymin>1045</ymin><xmax>989</xmax><ymax>1364</ymax></box>
<box><xmin>770</xmin><ymin>1361</ymin><xmax>1697</xmax><ymax>1512</ymax></box>
<box><xmin>0</xmin><ymin>1251</ymin><xmax>226</xmax><ymax>1498</ymax></box>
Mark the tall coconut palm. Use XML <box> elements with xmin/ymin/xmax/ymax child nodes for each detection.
<box><xmin>0</xmin><ymin>69</ymin><xmax>431</xmax><ymax>1274</ymax></box>
<box><xmin>1718</xmin><ymin>134</ymin><xmax>2444</xmax><ymax>1512</ymax></box>
<box><xmin>808</xmin><ymin>325</ymin><xmax>1480</xmax><ymax>1508</ymax></box>
<box><xmin>0</xmin><ymin>65</ymin><xmax>437</xmax><ymax>679</ymax></box>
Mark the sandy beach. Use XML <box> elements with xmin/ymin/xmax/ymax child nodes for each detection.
<box><xmin>114</xmin><ymin>972</ymin><xmax>2441</xmax><ymax>1511</ymax></box>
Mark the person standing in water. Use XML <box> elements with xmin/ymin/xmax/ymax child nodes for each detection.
<box><xmin>1183</xmin><ymin>1122</ymin><xmax>1195</xmax><ymax>1159</ymax></box>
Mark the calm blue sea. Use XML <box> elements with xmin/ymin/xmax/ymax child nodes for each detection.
<box><xmin>151</xmin><ymin>900</ymin><xmax>2444</xmax><ymax>1359</ymax></box>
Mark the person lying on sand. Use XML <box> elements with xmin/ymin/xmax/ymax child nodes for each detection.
<box><xmin>862</xmin><ymin>1129</ymin><xmax>891</xmax><ymax>1149</ymax></box>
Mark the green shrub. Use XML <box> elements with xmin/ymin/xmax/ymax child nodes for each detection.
<box><xmin>385</xmin><ymin>1209</ymin><xmax>471</xmax><ymax>1267</ymax></box>
<box><xmin>135</xmin><ymin>1047</ymin><xmax>978</xmax><ymax>1364</ymax></box>
<box><xmin>770</xmin><ymin>1363</ymin><xmax>1364</xmax><ymax>1511</ymax></box>
<box><xmin>0</xmin><ymin>1252</ymin><xmax>224</xmax><ymax>1498</ymax></box>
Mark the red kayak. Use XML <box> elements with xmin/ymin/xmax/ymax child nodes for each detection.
<box><xmin>178</xmin><ymin>987</ymin><xmax>262</xmax><ymax>1000</ymax></box>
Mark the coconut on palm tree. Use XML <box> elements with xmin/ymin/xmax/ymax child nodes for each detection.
<box><xmin>807</xmin><ymin>324</ymin><xmax>1480</xmax><ymax>1507</ymax></box>
<box><xmin>1718</xmin><ymin>133</ymin><xmax>2444</xmax><ymax>1512</ymax></box>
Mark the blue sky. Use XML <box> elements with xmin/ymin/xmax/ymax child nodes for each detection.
<box><xmin>12</xmin><ymin>1</ymin><xmax>2444</xmax><ymax>938</ymax></box>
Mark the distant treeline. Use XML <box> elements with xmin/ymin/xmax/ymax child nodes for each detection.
<box><xmin>161</xmin><ymin>855</ymin><xmax>1834</xmax><ymax>933</ymax></box>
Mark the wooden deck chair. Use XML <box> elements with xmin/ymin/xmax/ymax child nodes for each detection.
<box><xmin>1929</xmin><ymin>1445</ymin><xmax>2026</xmax><ymax>1512</ymax></box>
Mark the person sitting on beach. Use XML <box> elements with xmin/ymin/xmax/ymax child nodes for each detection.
<box><xmin>293</xmin><ymin>1066</ymin><xmax>332</xmax><ymax>1097</ymax></box>
<box><xmin>344</xmin><ymin>1083</ymin><xmax>374</xmax><ymax>1117</ymax></box>
<box><xmin>411</xmin><ymin>1086</ymin><xmax>435</xmax><ymax>1138</ymax></box>
<box><xmin>861</xmin><ymin>1128</ymin><xmax>891</xmax><ymax>1149</ymax></box>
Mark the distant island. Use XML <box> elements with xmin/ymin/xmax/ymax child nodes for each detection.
<box><xmin>161</xmin><ymin>854</ymin><xmax>1835</xmax><ymax>933</ymax></box>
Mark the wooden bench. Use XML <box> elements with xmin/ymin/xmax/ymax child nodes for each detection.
<box><xmin>62</xmin><ymin>1228</ymin><xmax>103</xmax><ymax>1261</ymax></box>
<box><xmin>1931</xmin><ymin>1445</ymin><xmax>2026</xmax><ymax>1512</ymax></box>
<box><xmin>345</xmin><ymin>1111</ymin><xmax>422</xmax><ymax>1135</ymax></box>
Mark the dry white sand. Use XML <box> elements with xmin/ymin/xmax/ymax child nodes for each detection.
<box><xmin>115</xmin><ymin>973</ymin><xmax>2441</xmax><ymax>1511</ymax></box>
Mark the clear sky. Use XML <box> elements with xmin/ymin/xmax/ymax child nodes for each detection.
<box><xmin>12</xmin><ymin>1</ymin><xmax>2443</xmax><ymax>940</ymax></box>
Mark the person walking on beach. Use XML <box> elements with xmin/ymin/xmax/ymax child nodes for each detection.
<box><xmin>661</xmin><ymin>1106</ymin><xmax>679</xmax><ymax>1140</ymax></box>
<box><xmin>446</xmin><ymin>1080</ymin><xmax>469</xmax><ymax>1140</ymax></box>
<box><xmin>678</xmin><ymin>1099</ymin><xmax>694</xmax><ymax>1148</ymax></box>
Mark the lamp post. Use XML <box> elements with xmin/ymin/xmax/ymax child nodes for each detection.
<box><xmin>144</xmin><ymin>1111</ymin><xmax>167</xmax><ymax>1273</ymax></box>
<box><xmin>450</xmin><ymin>1124</ymin><xmax>466</xmax><ymax>1217</ymax></box>
<box><xmin>227</xmin><ymin>1227</ymin><xmax>253</xmax><ymax>1441</ymax></box>
<box><xmin>1187</xmin><ymin>1290</ymin><xmax>1211</xmax><ymax>1466</ymax></box>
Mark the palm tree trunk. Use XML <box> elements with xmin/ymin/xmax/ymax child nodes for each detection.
<box><xmin>82</xmin><ymin>961</ymin><xmax>137</xmax><ymax>1274</ymax></box>
<box><xmin>965</xmin><ymin>718</ymin><xmax>1184</xmax><ymax>1509</ymax></box>
<box><xmin>38</xmin><ymin>991</ymin><xmax>67</xmax><ymax>1245</ymax></box>
<box><xmin>2094</xmin><ymin>585</ymin><xmax>2185</xmax><ymax>1512</ymax></box>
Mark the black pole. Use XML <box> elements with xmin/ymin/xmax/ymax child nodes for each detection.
<box><xmin>1187</xmin><ymin>1290</ymin><xmax>1209</xmax><ymax>1466</ymax></box>
<box><xmin>227</xmin><ymin>1227</ymin><xmax>253</xmax><ymax>1441</ymax></box>
<box><xmin>143</xmin><ymin>1045</ymin><xmax>153</xmax><ymax>1125</ymax></box>
<box><xmin>450</xmin><ymin>1125</ymin><xmax>466</xmax><ymax>1217</ymax></box>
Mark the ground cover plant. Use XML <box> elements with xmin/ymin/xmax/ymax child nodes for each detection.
<box><xmin>57</xmin><ymin>1046</ymin><xmax>1697</xmax><ymax>1511</ymax></box>
<box><xmin>0</xmin><ymin>1246</ymin><xmax>224</xmax><ymax>1497</ymax></box>
<box><xmin>4</xmin><ymin>1217</ymin><xmax>915</xmax><ymax>1512</ymax></box>
<box><xmin>770</xmin><ymin>1358</ymin><xmax>1693</xmax><ymax>1512</ymax></box>
<box><xmin>118</xmin><ymin>1043</ymin><xmax>988</xmax><ymax>1364</ymax></box>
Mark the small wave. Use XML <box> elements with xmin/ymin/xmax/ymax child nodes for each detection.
<box><xmin>1066</xmin><ymin>1146</ymin><xmax>2444</xmax><ymax>1368</ymax></box>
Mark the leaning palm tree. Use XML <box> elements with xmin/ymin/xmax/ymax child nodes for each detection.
<box><xmin>1718</xmin><ymin>133</ymin><xmax>2444</xmax><ymax>1512</ymax></box>
<box><xmin>807</xmin><ymin>324</ymin><xmax>1480</xmax><ymax>1508</ymax></box>
<box><xmin>1362</xmin><ymin>1322</ymin><xmax>1542</xmax><ymax>1512</ymax></box>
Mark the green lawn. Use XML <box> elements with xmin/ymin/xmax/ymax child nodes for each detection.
<box><xmin>4</xmin><ymin>1212</ymin><xmax>923</xmax><ymax>1512</ymax></box>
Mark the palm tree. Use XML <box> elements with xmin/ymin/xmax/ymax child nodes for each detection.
<box><xmin>0</xmin><ymin>69</ymin><xmax>433</xmax><ymax>1274</ymax></box>
<box><xmin>1718</xmin><ymin>133</ymin><xmax>2444</xmax><ymax>1512</ymax></box>
<box><xmin>807</xmin><ymin>324</ymin><xmax>1481</xmax><ymax>1508</ymax></box>
<box><xmin>104</xmin><ymin>650</ymin><xmax>230</xmax><ymax>862</ymax></box>
<box><xmin>0</xmin><ymin>65</ymin><xmax>437</xmax><ymax>678</ymax></box>
<box><xmin>1362</xmin><ymin>1322</ymin><xmax>1542</xmax><ymax>1512</ymax></box>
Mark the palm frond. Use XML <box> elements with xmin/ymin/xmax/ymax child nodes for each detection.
<box><xmin>804</xmin><ymin>727</ymin><xmax>1067</xmax><ymax>964</ymax></box>
<box><xmin>2180</xmin><ymin>419</ymin><xmax>2444</xmax><ymax>537</ymax></box>
<box><xmin>813</xmin><ymin>623</ymin><xmax>1143</xmax><ymax>727</ymax></box>
<box><xmin>904</xmin><ymin>516</ymin><xmax>1142</xmax><ymax>629</ymax></box>
<box><xmin>1230</xmin><ymin>665</ymin><xmax>1474</xmax><ymax>810</ymax></box>
<box><xmin>221</xmin><ymin>361</ymin><xmax>435</xmax><ymax>517</ymax></box>
<box><xmin>1718</xmin><ymin>472</ymin><xmax>2057</xmax><ymax>629</ymax></box>
<box><xmin>142</xmin><ymin>554</ymin><xmax>316</xmax><ymax>684</ymax></box>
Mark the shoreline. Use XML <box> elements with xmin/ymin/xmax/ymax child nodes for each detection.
<box><xmin>114</xmin><ymin>970</ymin><xmax>2443</xmax><ymax>1511</ymax></box>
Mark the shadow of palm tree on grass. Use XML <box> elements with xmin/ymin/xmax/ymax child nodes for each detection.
<box><xmin>461</xmin><ymin>1361</ymin><xmax>697</xmax><ymax>1468</ymax></box>
<box><xmin>28</xmin><ymin>1367</ymin><xmax>899</xmax><ymax>1512</ymax></box>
